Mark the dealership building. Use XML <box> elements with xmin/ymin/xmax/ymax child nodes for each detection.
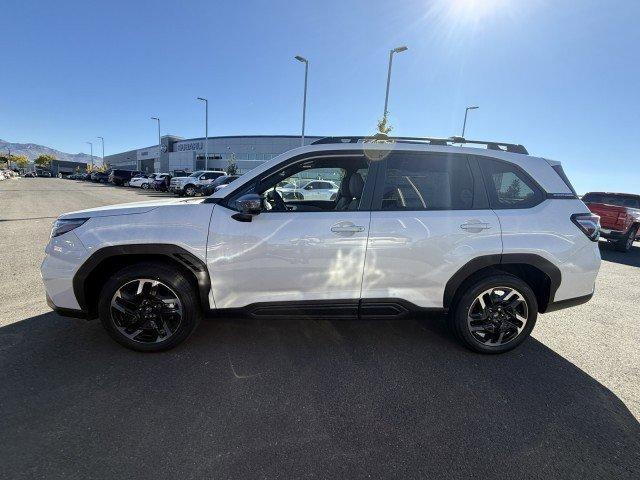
<box><xmin>104</xmin><ymin>135</ymin><xmax>322</xmax><ymax>174</ymax></box>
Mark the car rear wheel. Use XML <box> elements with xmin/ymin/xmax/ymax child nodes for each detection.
<box><xmin>98</xmin><ymin>263</ymin><xmax>201</xmax><ymax>352</ymax></box>
<box><xmin>615</xmin><ymin>225</ymin><xmax>638</xmax><ymax>252</ymax></box>
<box><xmin>451</xmin><ymin>274</ymin><xmax>537</xmax><ymax>354</ymax></box>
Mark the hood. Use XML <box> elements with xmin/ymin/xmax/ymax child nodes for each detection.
<box><xmin>59</xmin><ymin>198</ymin><xmax>204</xmax><ymax>220</ymax></box>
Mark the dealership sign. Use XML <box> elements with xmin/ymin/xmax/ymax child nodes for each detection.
<box><xmin>176</xmin><ymin>142</ymin><xmax>203</xmax><ymax>152</ymax></box>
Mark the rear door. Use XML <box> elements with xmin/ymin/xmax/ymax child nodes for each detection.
<box><xmin>361</xmin><ymin>151</ymin><xmax>502</xmax><ymax>308</ymax></box>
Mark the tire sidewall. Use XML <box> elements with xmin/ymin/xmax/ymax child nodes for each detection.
<box><xmin>452</xmin><ymin>274</ymin><xmax>538</xmax><ymax>354</ymax></box>
<box><xmin>98</xmin><ymin>263</ymin><xmax>201</xmax><ymax>352</ymax></box>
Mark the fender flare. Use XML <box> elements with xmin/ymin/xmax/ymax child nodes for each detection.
<box><xmin>73</xmin><ymin>244</ymin><xmax>211</xmax><ymax>313</ymax></box>
<box><xmin>443</xmin><ymin>253</ymin><xmax>561</xmax><ymax>309</ymax></box>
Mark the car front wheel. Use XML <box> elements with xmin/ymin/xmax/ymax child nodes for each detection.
<box><xmin>451</xmin><ymin>274</ymin><xmax>537</xmax><ymax>354</ymax></box>
<box><xmin>98</xmin><ymin>263</ymin><xmax>202</xmax><ymax>352</ymax></box>
<box><xmin>184</xmin><ymin>185</ymin><xmax>197</xmax><ymax>197</ymax></box>
<box><xmin>141</xmin><ymin>182</ymin><xmax>149</xmax><ymax>189</ymax></box>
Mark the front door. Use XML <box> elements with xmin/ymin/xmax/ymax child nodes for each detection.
<box><xmin>206</xmin><ymin>156</ymin><xmax>373</xmax><ymax>310</ymax></box>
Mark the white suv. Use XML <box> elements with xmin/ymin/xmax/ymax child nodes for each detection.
<box><xmin>41</xmin><ymin>136</ymin><xmax>601</xmax><ymax>353</ymax></box>
<box><xmin>169</xmin><ymin>170</ymin><xmax>226</xmax><ymax>196</ymax></box>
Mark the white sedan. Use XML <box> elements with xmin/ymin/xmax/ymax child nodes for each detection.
<box><xmin>129</xmin><ymin>174</ymin><xmax>156</xmax><ymax>189</ymax></box>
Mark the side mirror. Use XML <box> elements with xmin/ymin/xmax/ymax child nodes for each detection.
<box><xmin>232</xmin><ymin>194</ymin><xmax>262</xmax><ymax>222</ymax></box>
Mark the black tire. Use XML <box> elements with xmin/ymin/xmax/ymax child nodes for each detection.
<box><xmin>98</xmin><ymin>262</ymin><xmax>202</xmax><ymax>352</ymax></box>
<box><xmin>184</xmin><ymin>185</ymin><xmax>197</xmax><ymax>197</ymax></box>
<box><xmin>450</xmin><ymin>274</ymin><xmax>538</xmax><ymax>354</ymax></box>
<box><xmin>141</xmin><ymin>182</ymin><xmax>149</xmax><ymax>190</ymax></box>
<box><xmin>614</xmin><ymin>225</ymin><xmax>638</xmax><ymax>252</ymax></box>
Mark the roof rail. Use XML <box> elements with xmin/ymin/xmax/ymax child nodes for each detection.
<box><xmin>311</xmin><ymin>134</ymin><xmax>528</xmax><ymax>155</ymax></box>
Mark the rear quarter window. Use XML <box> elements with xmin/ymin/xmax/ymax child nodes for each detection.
<box><xmin>479</xmin><ymin>158</ymin><xmax>544</xmax><ymax>209</ymax></box>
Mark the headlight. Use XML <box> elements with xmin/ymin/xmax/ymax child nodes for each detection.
<box><xmin>51</xmin><ymin>218</ymin><xmax>89</xmax><ymax>238</ymax></box>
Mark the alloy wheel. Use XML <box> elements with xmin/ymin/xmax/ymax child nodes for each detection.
<box><xmin>110</xmin><ymin>279</ymin><xmax>183</xmax><ymax>344</ymax></box>
<box><xmin>467</xmin><ymin>286</ymin><xmax>528</xmax><ymax>347</ymax></box>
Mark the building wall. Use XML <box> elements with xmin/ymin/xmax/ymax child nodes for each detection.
<box><xmin>105</xmin><ymin>135</ymin><xmax>321</xmax><ymax>174</ymax></box>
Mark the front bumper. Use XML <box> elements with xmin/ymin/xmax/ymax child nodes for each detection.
<box><xmin>41</xmin><ymin>231</ymin><xmax>89</xmax><ymax>312</ymax></box>
<box><xmin>46</xmin><ymin>293</ymin><xmax>90</xmax><ymax>319</ymax></box>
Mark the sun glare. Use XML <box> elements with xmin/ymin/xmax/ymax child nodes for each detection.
<box><xmin>449</xmin><ymin>0</ymin><xmax>511</xmax><ymax>21</ymax></box>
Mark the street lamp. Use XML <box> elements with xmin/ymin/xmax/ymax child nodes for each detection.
<box><xmin>461</xmin><ymin>106</ymin><xmax>479</xmax><ymax>138</ymax></box>
<box><xmin>151</xmin><ymin>117</ymin><xmax>161</xmax><ymax>172</ymax></box>
<box><xmin>97</xmin><ymin>136</ymin><xmax>104</xmax><ymax>166</ymax></box>
<box><xmin>85</xmin><ymin>142</ymin><xmax>94</xmax><ymax>168</ymax></box>
<box><xmin>294</xmin><ymin>55</ymin><xmax>309</xmax><ymax>146</ymax></box>
<box><xmin>383</xmin><ymin>45</ymin><xmax>408</xmax><ymax>120</ymax></box>
<box><xmin>197</xmin><ymin>97</ymin><xmax>209</xmax><ymax>169</ymax></box>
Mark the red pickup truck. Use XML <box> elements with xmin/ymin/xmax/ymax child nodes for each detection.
<box><xmin>582</xmin><ymin>192</ymin><xmax>640</xmax><ymax>252</ymax></box>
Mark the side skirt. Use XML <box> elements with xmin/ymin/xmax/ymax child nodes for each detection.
<box><xmin>205</xmin><ymin>299</ymin><xmax>446</xmax><ymax>320</ymax></box>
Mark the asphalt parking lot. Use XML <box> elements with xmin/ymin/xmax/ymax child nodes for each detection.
<box><xmin>1</xmin><ymin>178</ymin><xmax>639</xmax><ymax>479</ymax></box>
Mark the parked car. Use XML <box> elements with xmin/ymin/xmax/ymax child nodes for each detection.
<box><xmin>37</xmin><ymin>170</ymin><xmax>52</xmax><ymax>177</ymax></box>
<box><xmin>109</xmin><ymin>169</ymin><xmax>143</xmax><ymax>186</ymax></box>
<box><xmin>583</xmin><ymin>192</ymin><xmax>640</xmax><ymax>252</ymax></box>
<box><xmin>23</xmin><ymin>172</ymin><xmax>37</xmax><ymax>178</ymax></box>
<box><xmin>152</xmin><ymin>173</ymin><xmax>172</xmax><ymax>191</ymax></box>
<box><xmin>277</xmin><ymin>179</ymin><xmax>339</xmax><ymax>201</ymax></box>
<box><xmin>42</xmin><ymin>135</ymin><xmax>601</xmax><ymax>354</ymax></box>
<box><xmin>91</xmin><ymin>171</ymin><xmax>110</xmax><ymax>183</ymax></box>
<box><xmin>169</xmin><ymin>170</ymin><xmax>226</xmax><ymax>196</ymax></box>
<box><xmin>198</xmin><ymin>175</ymin><xmax>240</xmax><ymax>196</ymax></box>
<box><xmin>129</xmin><ymin>174</ymin><xmax>157</xmax><ymax>189</ymax></box>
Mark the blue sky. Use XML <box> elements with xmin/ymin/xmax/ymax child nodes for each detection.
<box><xmin>2</xmin><ymin>0</ymin><xmax>639</xmax><ymax>193</ymax></box>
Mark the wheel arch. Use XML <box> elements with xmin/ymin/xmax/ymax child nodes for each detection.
<box><xmin>73</xmin><ymin>244</ymin><xmax>211</xmax><ymax>318</ymax></box>
<box><xmin>443</xmin><ymin>254</ymin><xmax>561</xmax><ymax>314</ymax></box>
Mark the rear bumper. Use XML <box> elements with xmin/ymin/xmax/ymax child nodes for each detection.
<box><xmin>544</xmin><ymin>292</ymin><xmax>593</xmax><ymax>313</ymax></box>
<box><xmin>599</xmin><ymin>228</ymin><xmax>624</xmax><ymax>240</ymax></box>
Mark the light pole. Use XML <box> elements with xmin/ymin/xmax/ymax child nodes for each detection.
<box><xmin>85</xmin><ymin>142</ymin><xmax>94</xmax><ymax>168</ymax></box>
<box><xmin>197</xmin><ymin>97</ymin><xmax>209</xmax><ymax>169</ymax></box>
<box><xmin>294</xmin><ymin>55</ymin><xmax>308</xmax><ymax>146</ymax></box>
<box><xmin>383</xmin><ymin>46</ymin><xmax>408</xmax><ymax>120</ymax></box>
<box><xmin>97</xmin><ymin>136</ymin><xmax>104</xmax><ymax>166</ymax></box>
<box><xmin>461</xmin><ymin>106</ymin><xmax>479</xmax><ymax>138</ymax></box>
<box><xmin>151</xmin><ymin>117</ymin><xmax>161</xmax><ymax>172</ymax></box>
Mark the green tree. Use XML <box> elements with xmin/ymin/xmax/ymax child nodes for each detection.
<box><xmin>0</xmin><ymin>155</ymin><xmax>9</xmax><ymax>168</ymax></box>
<box><xmin>504</xmin><ymin>178</ymin><xmax>522</xmax><ymax>199</ymax></box>
<box><xmin>376</xmin><ymin>116</ymin><xmax>393</xmax><ymax>136</ymax></box>
<box><xmin>13</xmin><ymin>155</ymin><xmax>29</xmax><ymax>169</ymax></box>
<box><xmin>35</xmin><ymin>154</ymin><xmax>56</xmax><ymax>168</ymax></box>
<box><xmin>226</xmin><ymin>154</ymin><xmax>238</xmax><ymax>175</ymax></box>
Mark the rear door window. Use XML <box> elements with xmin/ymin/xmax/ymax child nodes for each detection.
<box><xmin>376</xmin><ymin>153</ymin><xmax>475</xmax><ymax>211</ymax></box>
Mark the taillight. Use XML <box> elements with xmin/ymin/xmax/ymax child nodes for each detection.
<box><xmin>571</xmin><ymin>213</ymin><xmax>600</xmax><ymax>241</ymax></box>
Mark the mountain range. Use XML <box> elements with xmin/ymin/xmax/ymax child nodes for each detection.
<box><xmin>0</xmin><ymin>139</ymin><xmax>99</xmax><ymax>165</ymax></box>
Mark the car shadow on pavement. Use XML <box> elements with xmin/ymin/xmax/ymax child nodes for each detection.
<box><xmin>599</xmin><ymin>240</ymin><xmax>640</xmax><ymax>267</ymax></box>
<box><xmin>1</xmin><ymin>312</ymin><xmax>638</xmax><ymax>479</ymax></box>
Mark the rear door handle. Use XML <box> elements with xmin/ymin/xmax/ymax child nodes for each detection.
<box><xmin>460</xmin><ymin>221</ymin><xmax>491</xmax><ymax>232</ymax></box>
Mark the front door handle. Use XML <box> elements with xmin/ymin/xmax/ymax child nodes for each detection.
<box><xmin>460</xmin><ymin>221</ymin><xmax>491</xmax><ymax>232</ymax></box>
<box><xmin>331</xmin><ymin>222</ymin><xmax>365</xmax><ymax>234</ymax></box>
